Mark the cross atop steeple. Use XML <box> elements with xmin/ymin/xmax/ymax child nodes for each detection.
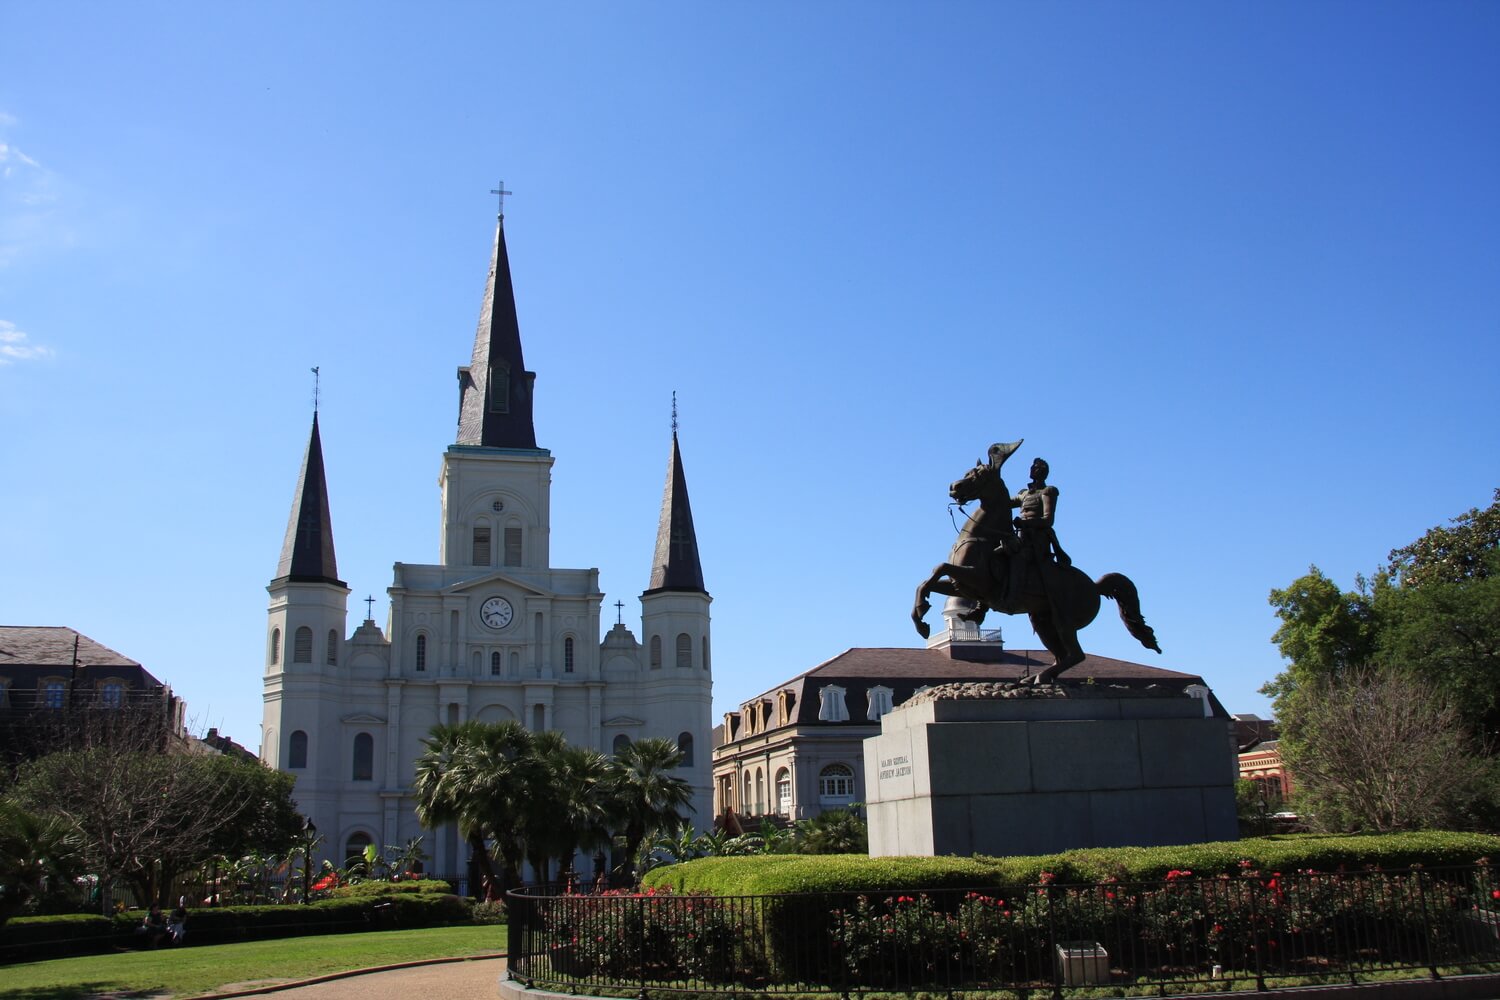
<box><xmin>364</xmin><ymin>595</ymin><xmax>376</xmax><ymax>620</ymax></box>
<box><xmin>490</xmin><ymin>182</ymin><xmax>513</xmax><ymax>220</ymax></box>
<box><xmin>614</xmin><ymin>600</ymin><xmax>624</xmax><ymax>625</ymax></box>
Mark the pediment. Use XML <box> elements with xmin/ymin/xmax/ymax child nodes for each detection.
<box><xmin>603</xmin><ymin>715</ymin><xmax>645</xmax><ymax>727</ymax></box>
<box><xmin>443</xmin><ymin>571</ymin><xmax>553</xmax><ymax>599</ymax></box>
<box><xmin>341</xmin><ymin>712</ymin><xmax>387</xmax><ymax>725</ymax></box>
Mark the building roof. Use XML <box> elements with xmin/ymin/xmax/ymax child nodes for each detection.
<box><xmin>0</xmin><ymin>626</ymin><xmax>143</xmax><ymax>669</ymax></box>
<box><xmin>456</xmin><ymin>217</ymin><xmax>538</xmax><ymax>449</ymax></box>
<box><xmin>646</xmin><ymin>431</ymin><xmax>706</xmax><ymax>594</ymax></box>
<box><xmin>275</xmin><ymin>412</ymin><xmax>344</xmax><ymax>587</ymax></box>
<box><xmin>720</xmin><ymin>641</ymin><xmax>1220</xmax><ymax>745</ymax></box>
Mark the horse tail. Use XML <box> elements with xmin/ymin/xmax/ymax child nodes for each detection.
<box><xmin>1096</xmin><ymin>572</ymin><xmax>1163</xmax><ymax>654</ymax></box>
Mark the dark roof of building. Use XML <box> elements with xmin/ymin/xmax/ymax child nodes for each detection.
<box><xmin>456</xmin><ymin>217</ymin><xmax>538</xmax><ymax>449</ymax></box>
<box><xmin>721</xmin><ymin>642</ymin><xmax>1220</xmax><ymax>744</ymax></box>
<box><xmin>275</xmin><ymin>412</ymin><xmax>344</xmax><ymax>587</ymax></box>
<box><xmin>645</xmin><ymin>432</ymin><xmax>706</xmax><ymax>594</ymax></box>
<box><xmin>0</xmin><ymin>626</ymin><xmax>143</xmax><ymax>669</ymax></box>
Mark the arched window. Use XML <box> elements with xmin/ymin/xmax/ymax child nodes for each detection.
<box><xmin>490</xmin><ymin>651</ymin><xmax>501</xmax><ymax>676</ymax></box>
<box><xmin>742</xmin><ymin>773</ymin><xmax>753</xmax><ymax>815</ymax></box>
<box><xmin>776</xmin><ymin>768</ymin><xmax>792</xmax><ymax>815</ymax></box>
<box><xmin>352</xmin><ymin>733</ymin><xmax>374</xmax><ymax>781</ymax></box>
<box><xmin>472</xmin><ymin>522</ymin><xmax>492</xmax><ymax>566</ymax></box>
<box><xmin>326</xmin><ymin>629</ymin><xmax>339</xmax><ymax>666</ymax></box>
<box><xmin>504</xmin><ymin>524</ymin><xmax>523</xmax><ymax>566</ymax></box>
<box><xmin>415</xmin><ymin>634</ymin><xmax>427</xmax><ymax>672</ymax></box>
<box><xmin>818</xmin><ymin>763</ymin><xmax>855</xmax><ymax>806</ymax></box>
<box><xmin>703</xmin><ymin>636</ymin><xmax>710</xmax><ymax>671</ymax></box>
<box><xmin>293</xmin><ymin>627</ymin><xmax>313</xmax><ymax>663</ymax></box>
<box><xmin>98</xmin><ymin>681</ymin><xmax>124</xmax><ymax>708</ymax></box>
<box><xmin>564</xmin><ymin>637</ymin><xmax>575</xmax><ymax>673</ymax></box>
<box><xmin>509</xmin><ymin>651</ymin><xmax>520</xmax><ymax>676</ymax></box>
<box><xmin>612</xmin><ymin>734</ymin><xmax>630</xmax><ymax>756</ymax></box>
<box><xmin>676</xmin><ymin>633</ymin><xmax>692</xmax><ymax>668</ymax></box>
<box><xmin>532</xmin><ymin>704</ymin><xmax>545</xmax><ymax>731</ymax></box>
<box><xmin>755</xmin><ymin>768</ymin><xmax>765</xmax><ymax>814</ymax></box>
<box><xmin>289</xmin><ymin>730</ymin><xmax>308</xmax><ymax>769</ymax></box>
<box><xmin>42</xmin><ymin>680</ymin><xmax>65</xmax><ymax>710</ymax></box>
<box><xmin>270</xmin><ymin>628</ymin><xmax>281</xmax><ymax>665</ymax></box>
<box><xmin>649</xmin><ymin>635</ymin><xmax>662</xmax><ymax>669</ymax></box>
<box><xmin>677</xmin><ymin>732</ymin><xmax>694</xmax><ymax>767</ymax></box>
<box><xmin>344</xmin><ymin>832</ymin><xmax>375</xmax><ymax>867</ymax></box>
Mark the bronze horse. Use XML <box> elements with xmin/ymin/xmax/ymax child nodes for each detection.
<box><xmin>911</xmin><ymin>443</ymin><xmax>1161</xmax><ymax>684</ymax></box>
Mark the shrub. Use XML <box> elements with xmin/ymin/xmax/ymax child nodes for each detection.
<box><xmin>642</xmin><ymin>831</ymin><xmax>1500</xmax><ymax>896</ymax></box>
<box><xmin>326</xmin><ymin>879</ymin><xmax>455</xmax><ymax>899</ymax></box>
<box><xmin>0</xmin><ymin>893</ymin><xmax>474</xmax><ymax>964</ymax></box>
<box><xmin>471</xmin><ymin>898</ymin><xmax>508</xmax><ymax>925</ymax></box>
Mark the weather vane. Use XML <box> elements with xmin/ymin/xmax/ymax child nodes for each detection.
<box><xmin>311</xmin><ymin>366</ymin><xmax>320</xmax><ymax>413</ymax></box>
<box><xmin>671</xmin><ymin>390</ymin><xmax>678</xmax><ymax>436</ymax></box>
<box><xmin>490</xmin><ymin>182</ymin><xmax>513</xmax><ymax>220</ymax></box>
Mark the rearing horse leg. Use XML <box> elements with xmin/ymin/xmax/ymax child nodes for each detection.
<box><xmin>1025</xmin><ymin>609</ymin><xmax>1087</xmax><ymax>685</ymax></box>
<box><xmin>912</xmin><ymin>563</ymin><xmax>991</xmax><ymax>639</ymax></box>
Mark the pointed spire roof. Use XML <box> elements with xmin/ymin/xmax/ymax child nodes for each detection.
<box><xmin>646</xmin><ymin>430</ymin><xmax>706</xmax><ymax>594</ymax></box>
<box><xmin>456</xmin><ymin>217</ymin><xmax>538</xmax><ymax>448</ymax></box>
<box><xmin>275</xmin><ymin>412</ymin><xmax>345</xmax><ymax>586</ymax></box>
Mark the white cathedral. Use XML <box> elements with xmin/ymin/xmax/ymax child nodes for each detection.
<box><xmin>260</xmin><ymin>211</ymin><xmax>713</xmax><ymax>881</ymax></box>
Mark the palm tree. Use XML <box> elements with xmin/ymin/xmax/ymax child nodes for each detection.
<box><xmin>608</xmin><ymin>737</ymin><xmax>694</xmax><ymax>882</ymax></box>
<box><xmin>414</xmin><ymin>720</ymin><xmax>534</xmax><ymax>898</ymax></box>
<box><xmin>549</xmin><ymin>744</ymin><xmax>613</xmax><ymax>882</ymax></box>
<box><xmin>0</xmin><ymin>801</ymin><xmax>80</xmax><ymax>926</ymax></box>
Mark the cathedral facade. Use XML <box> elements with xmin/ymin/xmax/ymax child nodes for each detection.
<box><xmin>260</xmin><ymin>214</ymin><xmax>713</xmax><ymax>878</ymax></box>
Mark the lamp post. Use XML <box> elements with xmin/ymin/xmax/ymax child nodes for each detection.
<box><xmin>301</xmin><ymin>818</ymin><xmax>318</xmax><ymax>904</ymax></box>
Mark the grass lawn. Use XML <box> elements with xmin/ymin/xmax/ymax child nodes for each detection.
<box><xmin>0</xmin><ymin>924</ymin><xmax>506</xmax><ymax>1000</ymax></box>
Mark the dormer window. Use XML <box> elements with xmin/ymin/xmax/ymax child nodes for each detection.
<box><xmin>867</xmin><ymin>685</ymin><xmax>894</xmax><ymax>720</ymax></box>
<box><xmin>817</xmin><ymin>684</ymin><xmax>849</xmax><ymax>722</ymax></box>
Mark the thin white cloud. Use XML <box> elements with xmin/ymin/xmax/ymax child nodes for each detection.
<box><xmin>0</xmin><ymin>111</ymin><xmax>16</xmax><ymax>127</ymax></box>
<box><xmin>0</xmin><ymin>124</ymin><xmax>67</xmax><ymax>268</ymax></box>
<box><xmin>0</xmin><ymin>320</ymin><xmax>53</xmax><ymax>365</ymax></box>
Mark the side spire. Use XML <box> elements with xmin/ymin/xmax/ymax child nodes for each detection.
<box><xmin>456</xmin><ymin>208</ymin><xmax>538</xmax><ymax>448</ymax></box>
<box><xmin>275</xmin><ymin>412</ymin><xmax>345</xmax><ymax>586</ymax></box>
<box><xmin>646</xmin><ymin>398</ymin><xmax>706</xmax><ymax>594</ymax></box>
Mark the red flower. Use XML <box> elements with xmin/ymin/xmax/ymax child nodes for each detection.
<box><xmin>1105</xmin><ymin>891</ymin><xmax>1116</xmax><ymax>900</ymax></box>
<box><xmin>1491</xmin><ymin>889</ymin><xmax>1500</xmax><ymax>900</ymax></box>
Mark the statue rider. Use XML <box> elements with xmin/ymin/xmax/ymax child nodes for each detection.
<box><xmin>1008</xmin><ymin>457</ymin><xmax>1070</xmax><ymax>603</ymax></box>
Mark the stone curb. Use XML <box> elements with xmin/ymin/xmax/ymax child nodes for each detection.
<box><xmin>177</xmin><ymin>952</ymin><xmax>507</xmax><ymax>999</ymax></box>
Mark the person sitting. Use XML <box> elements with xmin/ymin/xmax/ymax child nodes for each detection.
<box><xmin>167</xmin><ymin>897</ymin><xmax>188</xmax><ymax>945</ymax></box>
<box><xmin>135</xmin><ymin>906</ymin><xmax>168</xmax><ymax>948</ymax></box>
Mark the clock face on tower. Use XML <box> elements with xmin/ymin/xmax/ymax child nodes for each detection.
<box><xmin>480</xmin><ymin>596</ymin><xmax>514</xmax><ymax>630</ymax></box>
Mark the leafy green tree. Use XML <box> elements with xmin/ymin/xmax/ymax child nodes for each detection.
<box><xmin>1263</xmin><ymin>490</ymin><xmax>1500</xmax><ymax>830</ymax></box>
<box><xmin>10</xmin><ymin>750</ymin><xmax>300</xmax><ymax>909</ymax></box>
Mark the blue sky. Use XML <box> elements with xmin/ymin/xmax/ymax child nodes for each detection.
<box><xmin>2</xmin><ymin>2</ymin><xmax>1496</xmax><ymax>751</ymax></box>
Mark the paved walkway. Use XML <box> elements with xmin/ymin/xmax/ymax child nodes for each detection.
<box><xmin>202</xmin><ymin>957</ymin><xmax>507</xmax><ymax>1000</ymax></box>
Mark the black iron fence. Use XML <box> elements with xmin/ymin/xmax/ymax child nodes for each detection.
<box><xmin>507</xmin><ymin>865</ymin><xmax>1500</xmax><ymax>997</ymax></box>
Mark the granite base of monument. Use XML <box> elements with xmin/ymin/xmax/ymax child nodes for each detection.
<box><xmin>864</xmin><ymin>687</ymin><xmax>1239</xmax><ymax>857</ymax></box>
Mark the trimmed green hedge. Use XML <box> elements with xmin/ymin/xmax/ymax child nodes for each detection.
<box><xmin>326</xmin><ymin>878</ymin><xmax>455</xmax><ymax>898</ymax></box>
<box><xmin>641</xmin><ymin>831</ymin><xmax>1500</xmax><ymax>895</ymax></box>
<box><xmin>0</xmin><ymin>893</ymin><xmax>473</xmax><ymax>964</ymax></box>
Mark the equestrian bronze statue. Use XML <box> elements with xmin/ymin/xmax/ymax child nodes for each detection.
<box><xmin>912</xmin><ymin>441</ymin><xmax>1161</xmax><ymax>684</ymax></box>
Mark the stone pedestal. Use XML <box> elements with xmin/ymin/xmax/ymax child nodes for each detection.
<box><xmin>864</xmin><ymin>690</ymin><xmax>1238</xmax><ymax>857</ymax></box>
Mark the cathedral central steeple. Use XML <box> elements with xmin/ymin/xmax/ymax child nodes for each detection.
<box><xmin>456</xmin><ymin>214</ymin><xmax>538</xmax><ymax>449</ymax></box>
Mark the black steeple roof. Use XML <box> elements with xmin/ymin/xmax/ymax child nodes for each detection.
<box><xmin>275</xmin><ymin>412</ymin><xmax>345</xmax><ymax>586</ymax></box>
<box><xmin>456</xmin><ymin>217</ymin><xmax>538</xmax><ymax>448</ymax></box>
<box><xmin>646</xmin><ymin>430</ymin><xmax>706</xmax><ymax>594</ymax></box>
